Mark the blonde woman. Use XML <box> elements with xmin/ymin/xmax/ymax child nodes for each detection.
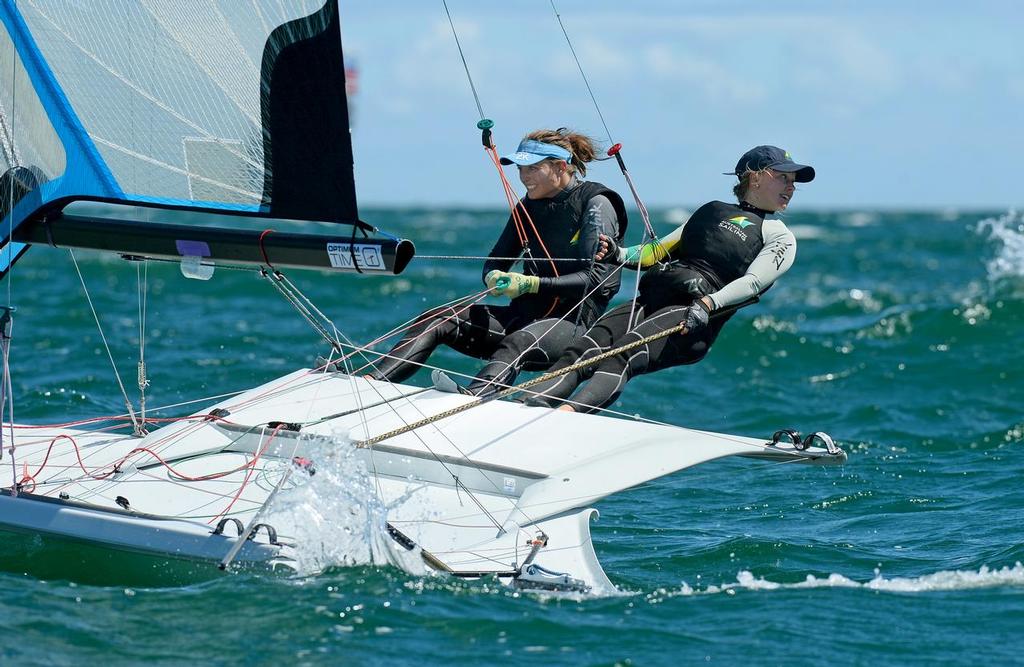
<box><xmin>526</xmin><ymin>145</ymin><xmax>813</xmax><ymax>412</ymax></box>
<box><xmin>370</xmin><ymin>129</ymin><xmax>628</xmax><ymax>390</ymax></box>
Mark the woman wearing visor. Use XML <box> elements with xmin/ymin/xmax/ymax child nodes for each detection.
<box><xmin>367</xmin><ymin>129</ymin><xmax>628</xmax><ymax>389</ymax></box>
<box><xmin>524</xmin><ymin>145</ymin><xmax>813</xmax><ymax>412</ymax></box>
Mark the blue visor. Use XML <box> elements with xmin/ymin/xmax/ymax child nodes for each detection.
<box><xmin>499</xmin><ymin>139</ymin><xmax>572</xmax><ymax>166</ymax></box>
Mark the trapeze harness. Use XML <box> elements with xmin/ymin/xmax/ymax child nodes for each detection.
<box><xmin>526</xmin><ymin>200</ymin><xmax>797</xmax><ymax>412</ymax></box>
<box><xmin>368</xmin><ymin>180</ymin><xmax>628</xmax><ymax>383</ymax></box>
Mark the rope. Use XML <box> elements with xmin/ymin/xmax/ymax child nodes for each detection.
<box><xmin>355</xmin><ymin>295</ymin><xmax>759</xmax><ymax>448</ymax></box>
<box><xmin>355</xmin><ymin>316</ymin><xmax>693</xmax><ymax>447</ymax></box>
<box><xmin>69</xmin><ymin>249</ymin><xmax>142</xmax><ymax>434</ymax></box>
<box><xmin>416</xmin><ymin>254</ymin><xmax>594</xmax><ymax>262</ymax></box>
<box><xmin>549</xmin><ymin>0</ymin><xmax>613</xmax><ymax>144</ymax></box>
<box><xmin>136</xmin><ymin>261</ymin><xmax>150</xmax><ymax>433</ymax></box>
<box><xmin>348</xmin><ymin>288</ymin><xmax>491</xmax><ymax>376</ymax></box>
<box><xmin>209</xmin><ymin>424</ymin><xmax>282</xmax><ymax>524</ymax></box>
<box><xmin>261</xmin><ymin>268</ymin><xmax>343</xmax><ymax>354</ymax></box>
<box><xmin>441</xmin><ymin>1</ymin><xmax>560</xmax><ymax>325</ymax></box>
<box><xmin>5</xmin><ymin>43</ymin><xmax>17</xmax><ymax>306</ymax></box>
<box><xmin>468</xmin><ymin>254</ymin><xmax>625</xmax><ymax>396</ymax></box>
<box><xmin>1</xmin><ymin>310</ymin><xmax>16</xmax><ymax>489</ymax></box>
<box><xmin>442</xmin><ymin>0</ymin><xmax>486</xmax><ymax>120</ymax></box>
<box><xmin>542</xmin><ymin>0</ymin><xmax>664</xmax><ymax>330</ymax></box>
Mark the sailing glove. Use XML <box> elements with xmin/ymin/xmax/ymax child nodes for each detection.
<box><xmin>596</xmin><ymin>234</ymin><xmax>643</xmax><ymax>268</ymax></box>
<box><xmin>683</xmin><ymin>300</ymin><xmax>710</xmax><ymax>334</ymax></box>
<box><xmin>487</xmin><ymin>271</ymin><xmax>540</xmax><ymax>298</ymax></box>
<box><xmin>484</xmin><ymin>269</ymin><xmax>503</xmax><ymax>291</ymax></box>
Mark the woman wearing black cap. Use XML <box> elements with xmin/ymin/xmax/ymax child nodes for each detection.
<box><xmin>523</xmin><ymin>145</ymin><xmax>813</xmax><ymax>412</ymax></box>
<box><xmin>365</xmin><ymin>128</ymin><xmax>628</xmax><ymax>388</ymax></box>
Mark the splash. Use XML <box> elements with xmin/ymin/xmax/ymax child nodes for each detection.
<box><xmin>977</xmin><ymin>209</ymin><xmax>1024</xmax><ymax>282</ymax></box>
<box><xmin>262</xmin><ymin>433</ymin><xmax>427</xmax><ymax>578</ymax></box>
<box><xmin>663</xmin><ymin>562</ymin><xmax>1024</xmax><ymax>598</ymax></box>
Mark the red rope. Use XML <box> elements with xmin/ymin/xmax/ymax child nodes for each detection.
<box><xmin>17</xmin><ymin>422</ymin><xmax>278</xmax><ymax>494</ymax></box>
<box><xmin>483</xmin><ymin>145</ymin><xmax>561</xmax><ymax>318</ymax></box>
<box><xmin>258</xmin><ymin>229</ymin><xmax>276</xmax><ymax>267</ymax></box>
<box><xmin>208</xmin><ymin>424</ymin><xmax>283</xmax><ymax>524</ymax></box>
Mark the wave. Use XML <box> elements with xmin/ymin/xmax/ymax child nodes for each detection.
<box><xmin>657</xmin><ymin>562</ymin><xmax>1024</xmax><ymax>599</ymax></box>
<box><xmin>977</xmin><ymin>209</ymin><xmax>1024</xmax><ymax>283</ymax></box>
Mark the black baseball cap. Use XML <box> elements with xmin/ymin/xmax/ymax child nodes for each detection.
<box><xmin>725</xmin><ymin>145</ymin><xmax>815</xmax><ymax>182</ymax></box>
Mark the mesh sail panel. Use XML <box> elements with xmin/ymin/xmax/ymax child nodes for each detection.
<box><xmin>0</xmin><ymin>0</ymin><xmax>359</xmax><ymax>274</ymax></box>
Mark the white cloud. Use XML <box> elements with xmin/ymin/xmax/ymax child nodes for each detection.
<box><xmin>643</xmin><ymin>44</ymin><xmax>766</xmax><ymax>104</ymax></box>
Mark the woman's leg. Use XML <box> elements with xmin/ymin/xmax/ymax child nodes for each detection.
<box><xmin>367</xmin><ymin>304</ymin><xmax>510</xmax><ymax>382</ymax></box>
<box><xmin>521</xmin><ymin>302</ymin><xmax>641</xmax><ymax>406</ymax></box>
<box><xmin>566</xmin><ymin>304</ymin><xmax>713</xmax><ymax>413</ymax></box>
<box><xmin>465</xmin><ymin>318</ymin><xmax>584</xmax><ymax>397</ymax></box>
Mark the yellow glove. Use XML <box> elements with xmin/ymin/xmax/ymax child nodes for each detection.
<box><xmin>493</xmin><ymin>271</ymin><xmax>540</xmax><ymax>298</ymax></box>
<box><xmin>484</xmin><ymin>269</ymin><xmax>507</xmax><ymax>293</ymax></box>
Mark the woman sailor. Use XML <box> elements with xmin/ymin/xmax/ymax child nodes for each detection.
<box><xmin>367</xmin><ymin>129</ymin><xmax>628</xmax><ymax>388</ymax></box>
<box><xmin>524</xmin><ymin>145</ymin><xmax>812</xmax><ymax>412</ymax></box>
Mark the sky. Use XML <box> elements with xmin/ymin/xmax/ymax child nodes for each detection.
<box><xmin>339</xmin><ymin>1</ymin><xmax>1024</xmax><ymax>211</ymax></box>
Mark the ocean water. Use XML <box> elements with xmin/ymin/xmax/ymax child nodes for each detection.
<box><xmin>1</xmin><ymin>207</ymin><xmax>1022</xmax><ymax>665</ymax></box>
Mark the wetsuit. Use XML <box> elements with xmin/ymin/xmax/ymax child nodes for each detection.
<box><xmin>526</xmin><ymin>200</ymin><xmax>796</xmax><ymax>412</ymax></box>
<box><xmin>368</xmin><ymin>179</ymin><xmax>627</xmax><ymax>383</ymax></box>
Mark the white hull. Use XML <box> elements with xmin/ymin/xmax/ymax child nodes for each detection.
<box><xmin>0</xmin><ymin>371</ymin><xmax>844</xmax><ymax>591</ymax></box>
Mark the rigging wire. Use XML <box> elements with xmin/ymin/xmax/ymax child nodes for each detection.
<box><xmin>261</xmin><ymin>268</ymin><xmax>343</xmax><ymax>354</ymax></box>
<box><xmin>442</xmin><ymin>0</ymin><xmax>486</xmax><ymax>121</ymax></box>
<box><xmin>544</xmin><ymin>0</ymin><xmax>665</xmax><ymax>329</ymax></box>
<box><xmin>442</xmin><ymin>0</ymin><xmax>561</xmax><ymax>324</ymax></box>
<box><xmin>548</xmin><ymin>0</ymin><xmax>613</xmax><ymax>145</ymax></box>
<box><xmin>5</xmin><ymin>40</ymin><xmax>16</xmax><ymax>308</ymax></box>
<box><xmin>69</xmin><ymin>249</ymin><xmax>142</xmax><ymax>434</ymax></box>
<box><xmin>2</xmin><ymin>48</ymin><xmax>17</xmax><ymax>482</ymax></box>
<box><xmin>136</xmin><ymin>261</ymin><xmax>150</xmax><ymax>430</ymax></box>
<box><xmin>250</xmin><ymin>263</ymin><xmax>527</xmax><ymax>540</ymax></box>
<box><xmin>354</xmin><ymin>298</ymin><xmax>753</xmax><ymax>447</ymax></box>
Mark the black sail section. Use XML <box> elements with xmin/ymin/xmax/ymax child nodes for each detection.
<box><xmin>260</xmin><ymin>0</ymin><xmax>358</xmax><ymax>224</ymax></box>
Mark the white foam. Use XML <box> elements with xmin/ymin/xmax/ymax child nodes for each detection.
<box><xmin>662</xmin><ymin>207</ymin><xmax>691</xmax><ymax>225</ymax></box>
<box><xmin>787</xmin><ymin>224</ymin><xmax>828</xmax><ymax>240</ymax></box>
<box><xmin>673</xmin><ymin>562</ymin><xmax>1024</xmax><ymax>597</ymax></box>
<box><xmin>263</xmin><ymin>434</ymin><xmax>427</xmax><ymax>577</ymax></box>
<box><xmin>839</xmin><ymin>211</ymin><xmax>879</xmax><ymax>227</ymax></box>
<box><xmin>977</xmin><ymin>209</ymin><xmax>1024</xmax><ymax>281</ymax></box>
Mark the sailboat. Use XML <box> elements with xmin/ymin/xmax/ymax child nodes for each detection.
<box><xmin>0</xmin><ymin>0</ymin><xmax>844</xmax><ymax>592</ymax></box>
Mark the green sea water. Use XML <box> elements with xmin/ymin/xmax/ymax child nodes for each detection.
<box><xmin>0</xmin><ymin>207</ymin><xmax>1022</xmax><ymax>665</ymax></box>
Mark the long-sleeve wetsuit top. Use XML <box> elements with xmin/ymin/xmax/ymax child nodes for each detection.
<box><xmin>624</xmin><ymin>200</ymin><xmax>796</xmax><ymax>312</ymax></box>
<box><xmin>482</xmin><ymin>179</ymin><xmax>628</xmax><ymax>329</ymax></box>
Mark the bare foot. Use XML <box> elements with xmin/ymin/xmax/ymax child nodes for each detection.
<box><xmin>556</xmin><ymin>404</ymin><xmax>576</xmax><ymax>412</ymax></box>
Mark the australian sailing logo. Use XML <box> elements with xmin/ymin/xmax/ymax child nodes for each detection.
<box><xmin>719</xmin><ymin>215</ymin><xmax>754</xmax><ymax>241</ymax></box>
<box><xmin>327</xmin><ymin>242</ymin><xmax>386</xmax><ymax>271</ymax></box>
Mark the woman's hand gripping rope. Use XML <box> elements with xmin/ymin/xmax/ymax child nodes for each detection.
<box><xmin>595</xmin><ymin>233</ymin><xmax>669</xmax><ymax>269</ymax></box>
<box><xmin>484</xmin><ymin>270</ymin><xmax>540</xmax><ymax>299</ymax></box>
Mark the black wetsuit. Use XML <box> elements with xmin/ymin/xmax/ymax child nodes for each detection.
<box><xmin>368</xmin><ymin>180</ymin><xmax>627</xmax><ymax>383</ymax></box>
<box><xmin>526</xmin><ymin>200</ymin><xmax>797</xmax><ymax>412</ymax></box>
